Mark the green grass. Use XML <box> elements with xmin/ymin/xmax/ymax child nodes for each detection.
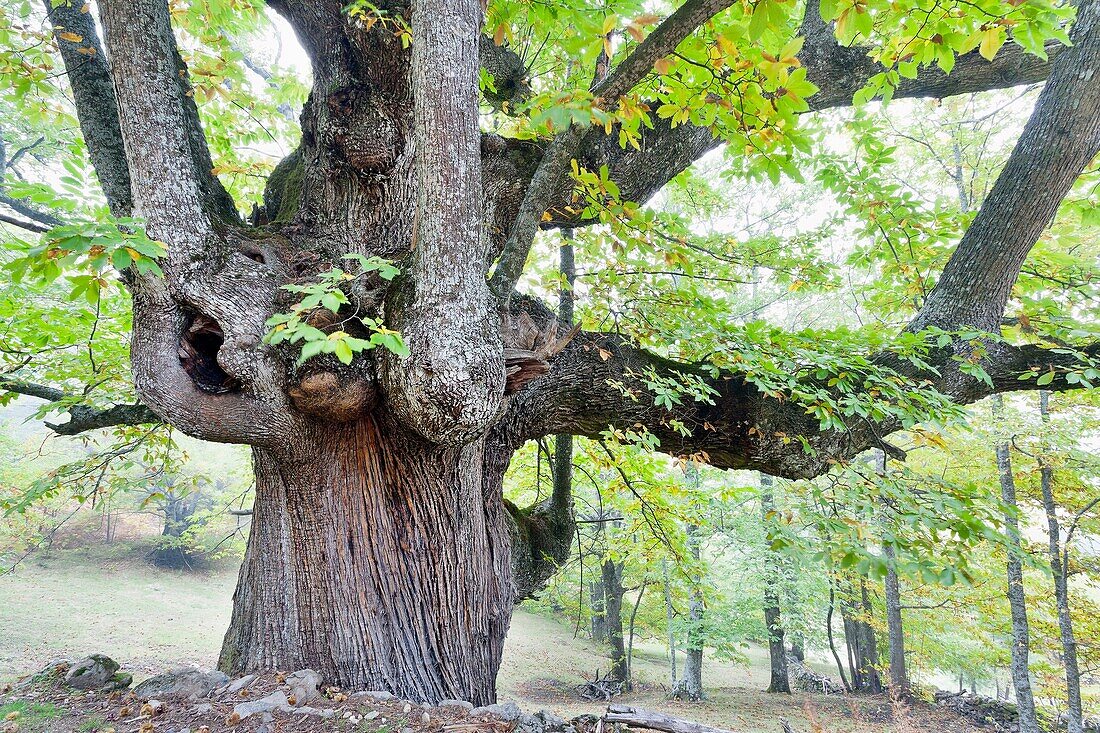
<box><xmin>0</xmin><ymin>700</ymin><xmax>62</xmax><ymax>732</ymax></box>
<box><xmin>0</xmin><ymin>547</ymin><xmax>907</xmax><ymax>733</ymax></box>
<box><xmin>77</xmin><ymin>715</ymin><xmax>107</xmax><ymax>732</ymax></box>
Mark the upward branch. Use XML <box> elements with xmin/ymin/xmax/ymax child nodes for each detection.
<box><xmin>504</xmin><ymin>0</ymin><xmax>1069</xmax><ymax>234</ymax></box>
<box><xmin>43</xmin><ymin>0</ymin><xmax>132</xmax><ymax>216</ymax></box>
<box><xmin>98</xmin><ymin>0</ymin><xmax>233</xmax><ymax>237</ymax></box>
<box><xmin>488</xmin><ymin>0</ymin><xmax>736</xmax><ymax>300</ymax></box>
<box><xmin>909</xmin><ymin>0</ymin><xmax>1100</xmax><ymax>334</ymax></box>
<box><xmin>381</xmin><ymin>0</ymin><xmax>504</xmax><ymax>444</ymax></box>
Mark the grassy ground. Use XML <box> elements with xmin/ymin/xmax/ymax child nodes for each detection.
<box><xmin>0</xmin><ymin>547</ymin><xmax>975</xmax><ymax>733</ymax></box>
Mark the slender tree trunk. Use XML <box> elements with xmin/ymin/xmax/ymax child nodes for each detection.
<box><xmin>871</xmin><ymin>449</ymin><xmax>907</xmax><ymax>696</ymax></box>
<box><xmin>591</xmin><ymin>579</ymin><xmax>609</xmax><ymax>642</ymax></box>
<box><xmin>626</xmin><ymin>580</ymin><xmax>647</xmax><ymax>683</ymax></box>
<box><xmin>761</xmin><ymin>474</ymin><xmax>790</xmax><ymax>693</ymax></box>
<box><xmin>219</xmin><ymin>417</ymin><xmax>514</xmax><ymax>705</ymax></box>
<box><xmin>992</xmin><ymin>394</ymin><xmax>1040</xmax><ymax>732</ymax></box>
<box><xmin>827</xmin><ymin>575</ymin><xmax>852</xmax><ymax>692</ymax></box>
<box><xmin>674</xmin><ymin>522</ymin><xmax>705</xmax><ymax>701</ymax></box>
<box><xmin>602</xmin><ymin>557</ymin><xmax>630</xmax><ymax>689</ymax></box>
<box><xmin>1038</xmin><ymin>392</ymin><xmax>1083</xmax><ymax>733</ymax></box>
<box><xmin>840</xmin><ymin>577</ymin><xmax>882</xmax><ymax>693</ymax></box>
<box><xmin>883</xmin><ymin>543</ymin><xmax>907</xmax><ymax>695</ymax></box>
<box><xmin>663</xmin><ymin>558</ymin><xmax>678</xmax><ymax>685</ymax></box>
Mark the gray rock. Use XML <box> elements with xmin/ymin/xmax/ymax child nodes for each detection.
<box><xmin>517</xmin><ymin>710</ymin><xmax>571</xmax><ymax>733</ymax></box>
<box><xmin>438</xmin><ymin>699</ymin><xmax>474</xmax><ymax>712</ymax></box>
<box><xmin>352</xmin><ymin>690</ymin><xmax>393</xmax><ymax>702</ymax></box>
<box><xmin>193</xmin><ymin>703</ymin><xmax>212</xmax><ymax>714</ymax></box>
<box><xmin>32</xmin><ymin>658</ymin><xmax>74</xmax><ymax>681</ymax></box>
<box><xmin>285</xmin><ymin>705</ymin><xmax>336</xmax><ymax>719</ymax></box>
<box><xmin>134</xmin><ymin>667</ymin><xmax>229</xmax><ymax>699</ymax></box>
<box><xmin>234</xmin><ymin>691</ymin><xmax>289</xmax><ymax>720</ymax></box>
<box><xmin>215</xmin><ymin>674</ymin><xmax>256</xmax><ymax>696</ymax></box>
<box><xmin>65</xmin><ymin>655</ymin><xmax>128</xmax><ymax>691</ymax></box>
<box><xmin>285</xmin><ymin>669</ymin><xmax>322</xmax><ymax>704</ymax></box>
<box><xmin>471</xmin><ymin>701</ymin><xmax>523</xmax><ymax>721</ymax></box>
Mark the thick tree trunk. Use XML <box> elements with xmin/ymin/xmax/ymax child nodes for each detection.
<box><xmin>993</xmin><ymin>395</ymin><xmax>1039</xmax><ymax>732</ymax></box>
<box><xmin>1038</xmin><ymin>392</ymin><xmax>1083</xmax><ymax>733</ymax></box>
<box><xmin>219</xmin><ymin>416</ymin><xmax>514</xmax><ymax>705</ymax></box>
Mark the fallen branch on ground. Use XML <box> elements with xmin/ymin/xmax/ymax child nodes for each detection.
<box><xmin>602</xmin><ymin>705</ymin><xmax>737</xmax><ymax>733</ymax></box>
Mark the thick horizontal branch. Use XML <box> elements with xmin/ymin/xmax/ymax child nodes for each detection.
<box><xmin>503</xmin><ymin>320</ymin><xmax>1100</xmax><ymax>480</ymax></box>
<box><xmin>0</xmin><ymin>377</ymin><xmax>160</xmax><ymax>435</ymax></box>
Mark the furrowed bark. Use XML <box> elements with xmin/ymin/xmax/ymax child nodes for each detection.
<box><xmin>220</xmin><ymin>417</ymin><xmax>513</xmax><ymax>705</ymax></box>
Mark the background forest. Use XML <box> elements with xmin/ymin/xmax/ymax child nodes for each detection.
<box><xmin>1</xmin><ymin>1</ymin><xmax>1098</xmax><ymax>731</ymax></box>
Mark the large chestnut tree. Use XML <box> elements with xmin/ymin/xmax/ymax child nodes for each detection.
<box><xmin>1</xmin><ymin>0</ymin><xmax>1098</xmax><ymax>706</ymax></box>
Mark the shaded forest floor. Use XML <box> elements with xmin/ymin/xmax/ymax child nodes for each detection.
<box><xmin>0</xmin><ymin>548</ymin><xmax>990</xmax><ymax>733</ymax></box>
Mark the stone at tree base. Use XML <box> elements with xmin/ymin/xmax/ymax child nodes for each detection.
<box><xmin>233</xmin><ymin>690</ymin><xmax>288</xmax><ymax>720</ymax></box>
<box><xmin>133</xmin><ymin>667</ymin><xmax>229</xmax><ymax>699</ymax></box>
<box><xmin>351</xmin><ymin>690</ymin><xmax>393</xmax><ymax>701</ymax></box>
<box><xmin>470</xmin><ymin>701</ymin><xmax>523</xmax><ymax>721</ymax></box>
<box><xmin>284</xmin><ymin>668</ymin><xmax>322</xmax><ymax>703</ymax></box>
<box><xmin>517</xmin><ymin>709</ymin><xmax>571</xmax><ymax>733</ymax></box>
<box><xmin>288</xmin><ymin>705</ymin><xmax>336</xmax><ymax>719</ymax></box>
<box><xmin>215</xmin><ymin>673</ymin><xmax>256</xmax><ymax>696</ymax></box>
<box><xmin>438</xmin><ymin>698</ymin><xmax>475</xmax><ymax>711</ymax></box>
<box><xmin>64</xmin><ymin>654</ymin><xmax>130</xmax><ymax>691</ymax></box>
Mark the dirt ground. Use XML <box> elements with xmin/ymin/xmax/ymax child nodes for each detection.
<box><xmin>0</xmin><ymin>665</ymin><xmax>994</xmax><ymax>733</ymax></box>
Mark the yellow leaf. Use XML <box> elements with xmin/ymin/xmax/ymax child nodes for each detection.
<box><xmin>58</xmin><ymin>31</ymin><xmax>83</xmax><ymax>43</ymax></box>
<box><xmin>626</xmin><ymin>25</ymin><xmax>644</xmax><ymax>42</ymax></box>
<box><xmin>598</xmin><ymin>348</ymin><xmax>612</xmax><ymax>361</ymax></box>
<box><xmin>978</xmin><ymin>27</ymin><xmax>1003</xmax><ymax>61</ymax></box>
<box><xmin>493</xmin><ymin>23</ymin><xmax>507</xmax><ymax>46</ymax></box>
<box><xmin>540</xmin><ymin>211</ymin><xmax>553</xmax><ymax>222</ymax></box>
<box><xmin>602</xmin><ymin>14</ymin><xmax>618</xmax><ymax>35</ymax></box>
<box><xmin>76</xmin><ymin>46</ymin><xmax>97</xmax><ymax>56</ymax></box>
<box><xmin>653</xmin><ymin>57</ymin><xmax>672</xmax><ymax>74</ymax></box>
<box><xmin>635</xmin><ymin>13</ymin><xmax>661</xmax><ymax>25</ymax></box>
